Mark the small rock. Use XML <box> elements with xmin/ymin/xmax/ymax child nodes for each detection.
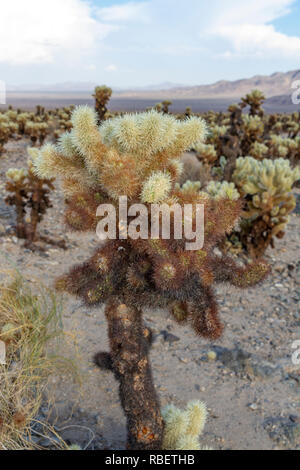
<box><xmin>264</xmin><ymin>417</ymin><xmax>300</xmax><ymax>446</ymax></box>
<box><xmin>161</xmin><ymin>330</ymin><xmax>180</xmax><ymax>344</ymax></box>
<box><xmin>248</xmin><ymin>403</ymin><xmax>258</xmax><ymax>411</ymax></box>
<box><xmin>213</xmin><ymin>346</ymin><xmax>280</xmax><ymax>379</ymax></box>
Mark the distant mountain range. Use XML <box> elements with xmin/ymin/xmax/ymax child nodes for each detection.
<box><xmin>7</xmin><ymin>81</ymin><xmax>185</xmax><ymax>93</ymax></box>
<box><xmin>114</xmin><ymin>69</ymin><xmax>300</xmax><ymax>99</ymax></box>
<box><xmin>6</xmin><ymin>70</ymin><xmax>300</xmax><ymax>99</ymax></box>
<box><xmin>4</xmin><ymin>69</ymin><xmax>300</xmax><ymax>115</ymax></box>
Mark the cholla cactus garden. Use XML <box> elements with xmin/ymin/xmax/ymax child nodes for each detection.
<box><xmin>33</xmin><ymin>106</ymin><xmax>269</xmax><ymax>450</ymax></box>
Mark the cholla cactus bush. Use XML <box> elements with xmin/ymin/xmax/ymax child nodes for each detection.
<box><xmin>17</xmin><ymin>113</ymin><xmax>33</xmax><ymax>135</ymax></box>
<box><xmin>240</xmin><ymin>89</ymin><xmax>266</xmax><ymax>117</ymax></box>
<box><xmin>33</xmin><ymin>106</ymin><xmax>269</xmax><ymax>450</ymax></box>
<box><xmin>24</xmin><ymin>121</ymin><xmax>49</xmax><ymax>146</ymax></box>
<box><xmin>162</xmin><ymin>401</ymin><xmax>209</xmax><ymax>450</ymax></box>
<box><xmin>232</xmin><ymin>157</ymin><xmax>300</xmax><ymax>257</ymax></box>
<box><xmin>4</xmin><ymin>150</ymin><xmax>64</xmax><ymax>249</ymax></box>
<box><xmin>153</xmin><ymin>103</ymin><xmax>163</xmax><ymax>113</ymax></box>
<box><xmin>185</xmin><ymin>106</ymin><xmax>192</xmax><ymax>118</ymax></box>
<box><xmin>55</xmin><ymin>107</ymin><xmax>74</xmax><ymax>132</ymax></box>
<box><xmin>154</xmin><ymin>101</ymin><xmax>173</xmax><ymax>115</ymax></box>
<box><xmin>161</xmin><ymin>100</ymin><xmax>172</xmax><ymax>114</ymax></box>
<box><xmin>241</xmin><ymin>115</ymin><xmax>264</xmax><ymax>155</ymax></box>
<box><xmin>267</xmin><ymin>135</ymin><xmax>300</xmax><ymax>166</ymax></box>
<box><xmin>216</xmin><ymin>105</ymin><xmax>244</xmax><ymax>179</ymax></box>
<box><xmin>193</xmin><ymin>142</ymin><xmax>218</xmax><ymax>168</ymax></box>
<box><xmin>5</xmin><ymin>168</ymin><xmax>28</xmax><ymax>238</ymax></box>
<box><xmin>264</xmin><ymin>114</ymin><xmax>280</xmax><ymax>137</ymax></box>
<box><xmin>205</xmin><ymin>181</ymin><xmax>240</xmax><ymax>201</ymax></box>
<box><xmin>0</xmin><ymin>113</ymin><xmax>18</xmax><ymax>155</ymax></box>
<box><xmin>249</xmin><ymin>141</ymin><xmax>269</xmax><ymax>160</ymax></box>
<box><xmin>35</xmin><ymin>105</ymin><xmax>46</xmax><ymax>117</ymax></box>
<box><xmin>93</xmin><ymin>85</ymin><xmax>112</xmax><ymax>124</ymax></box>
<box><xmin>280</xmin><ymin>112</ymin><xmax>300</xmax><ymax>139</ymax></box>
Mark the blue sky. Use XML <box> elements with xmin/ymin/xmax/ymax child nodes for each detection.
<box><xmin>1</xmin><ymin>0</ymin><xmax>300</xmax><ymax>88</ymax></box>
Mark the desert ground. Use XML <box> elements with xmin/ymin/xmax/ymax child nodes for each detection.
<box><xmin>0</xmin><ymin>138</ymin><xmax>299</xmax><ymax>450</ymax></box>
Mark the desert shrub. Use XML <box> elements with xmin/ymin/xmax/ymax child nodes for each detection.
<box><xmin>32</xmin><ymin>106</ymin><xmax>269</xmax><ymax>449</ymax></box>
<box><xmin>24</xmin><ymin>121</ymin><xmax>49</xmax><ymax>146</ymax></box>
<box><xmin>93</xmin><ymin>86</ymin><xmax>112</xmax><ymax>124</ymax></box>
<box><xmin>193</xmin><ymin>142</ymin><xmax>218</xmax><ymax>168</ymax></box>
<box><xmin>240</xmin><ymin>89</ymin><xmax>266</xmax><ymax>117</ymax></box>
<box><xmin>162</xmin><ymin>401</ymin><xmax>209</xmax><ymax>450</ymax></box>
<box><xmin>231</xmin><ymin>157</ymin><xmax>300</xmax><ymax>257</ymax></box>
<box><xmin>0</xmin><ymin>272</ymin><xmax>77</xmax><ymax>450</ymax></box>
<box><xmin>5</xmin><ymin>149</ymin><xmax>65</xmax><ymax>250</ymax></box>
<box><xmin>0</xmin><ymin>113</ymin><xmax>18</xmax><ymax>155</ymax></box>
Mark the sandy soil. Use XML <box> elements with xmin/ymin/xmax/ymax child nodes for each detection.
<box><xmin>0</xmin><ymin>139</ymin><xmax>299</xmax><ymax>450</ymax></box>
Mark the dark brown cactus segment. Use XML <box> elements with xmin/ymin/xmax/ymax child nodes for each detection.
<box><xmin>105</xmin><ymin>300</ymin><xmax>164</xmax><ymax>450</ymax></box>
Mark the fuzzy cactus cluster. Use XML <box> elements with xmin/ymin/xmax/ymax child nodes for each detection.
<box><xmin>162</xmin><ymin>401</ymin><xmax>209</xmax><ymax>450</ymax></box>
<box><xmin>193</xmin><ymin>142</ymin><xmax>218</xmax><ymax>167</ymax></box>
<box><xmin>32</xmin><ymin>105</ymin><xmax>270</xmax><ymax>449</ymax></box>
<box><xmin>0</xmin><ymin>113</ymin><xmax>18</xmax><ymax>155</ymax></box>
<box><xmin>93</xmin><ymin>85</ymin><xmax>112</xmax><ymax>123</ymax></box>
<box><xmin>267</xmin><ymin>135</ymin><xmax>300</xmax><ymax>165</ymax></box>
<box><xmin>230</xmin><ymin>157</ymin><xmax>300</xmax><ymax>257</ymax></box>
<box><xmin>194</xmin><ymin>91</ymin><xmax>300</xmax><ymax>183</ymax></box>
<box><xmin>204</xmin><ymin>180</ymin><xmax>239</xmax><ymax>201</ymax></box>
<box><xmin>240</xmin><ymin>89</ymin><xmax>266</xmax><ymax>117</ymax></box>
<box><xmin>5</xmin><ymin>149</ymin><xmax>65</xmax><ymax>250</ymax></box>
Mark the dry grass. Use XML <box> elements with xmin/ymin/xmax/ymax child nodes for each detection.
<box><xmin>0</xmin><ymin>270</ymin><xmax>79</xmax><ymax>450</ymax></box>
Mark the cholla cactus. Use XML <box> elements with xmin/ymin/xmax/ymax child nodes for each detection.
<box><xmin>194</xmin><ymin>142</ymin><xmax>218</xmax><ymax>167</ymax></box>
<box><xmin>268</xmin><ymin>135</ymin><xmax>300</xmax><ymax>165</ymax></box>
<box><xmin>249</xmin><ymin>141</ymin><xmax>269</xmax><ymax>160</ymax></box>
<box><xmin>5</xmin><ymin>149</ymin><xmax>64</xmax><ymax>249</ymax></box>
<box><xmin>241</xmin><ymin>115</ymin><xmax>264</xmax><ymax>153</ymax></box>
<box><xmin>24</xmin><ymin>121</ymin><xmax>49</xmax><ymax>146</ymax></box>
<box><xmin>16</xmin><ymin>113</ymin><xmax>32</xmax><ymax>135</ymax></box>
<box><xmin>5</xmin><ymin>168</ymin><xmax>28</xmax><ymax>238</ymax></box>
<box><xmin>33</xmin><ymin>106</ymin><xmax>269</xmax><ymax>450</ymax></box>
<box><xmin>205</xmin><ymin>181</ymin><xmax>240</xmax><ymax>201</ymax></box>
<box><xmin>162</xmin><ymin>401</ymin><xmax>209</xmax><ymax>450</ymax></box>
<box><xmin>93</xmin><ymin>85</ymin><xmax>112</xmax><ymax>123</ymax></box>
<box><xmin>178</xmin><ymin>180</ymin><xmax>202</xmax><ymax>194</ymax></box>
<box><xmin>161</xmin><ymin>100</ymin><xmax>172</xmax><ymax>114</ymax></box>
<box><xmin>0</xmin><ymin>113</ymin><xmax>18</xmax><ymax>155</ymax></box>
<box><xmin>232</xmin><ymin>157</ymin><xmax>300</xmax><ymax>257</ymax></box>
<box><xmin>240</xmin><ymin>89</ymin><xmax>265</xmax><ymax>117</ymax></box>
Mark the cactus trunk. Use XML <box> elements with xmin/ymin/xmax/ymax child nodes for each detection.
<box><xmin>105</xmin><ymin>300</ymin><xmax>164</xmax><ymax>450</ymax></box>
<box><xmin>15</xmin><ymin>193</ymin><xmax>26</xmax><ymax>239</ymax></box>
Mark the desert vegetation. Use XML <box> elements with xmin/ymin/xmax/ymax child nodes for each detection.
<box><xmin>0</xmin><ymin>88</ymin><xmax>299</xmax><ymax>450</ymax></box>
<box><xmin>0</xmin><ymin>272</ymin><xmax>78</xmax><ymax>449</ymax></box>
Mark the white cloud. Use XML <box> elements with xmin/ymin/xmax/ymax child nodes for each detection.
<box><xmin>210</xmin><ymin>0</ymin><xmax>300</xmax><ymax>58</ymax></box>
<box><xmin>212</xmin><ymin>0</ymin><xmax>294</xmax><ymax>27</ymax></box>
<box><xmin>95</xmin><ymin>0</ymin><xmax>300</xmax><ymax>59</ymax></box>
<box><xmin>217</xmin><ymin>24</ymin><xmax>300</xmax><ymax>58</ymax></box>
<box><xmin>97</xmin><ymin>2</ymin><xmax>150</xmax><ymax>23</ymax></box>
<box><xmin>105</xmin><ymin>64</ymin><xmax>118</xmax><ymax>72</ymax></box>
<box><xmin>0</xmin><ymin>0</ymin><xmax>115</xmax><ymax>65</ymax></box>
<box><xmin>1</xmin><ymin>0</ymin><xmax>300</xmax><ymax>85</ymax></box>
